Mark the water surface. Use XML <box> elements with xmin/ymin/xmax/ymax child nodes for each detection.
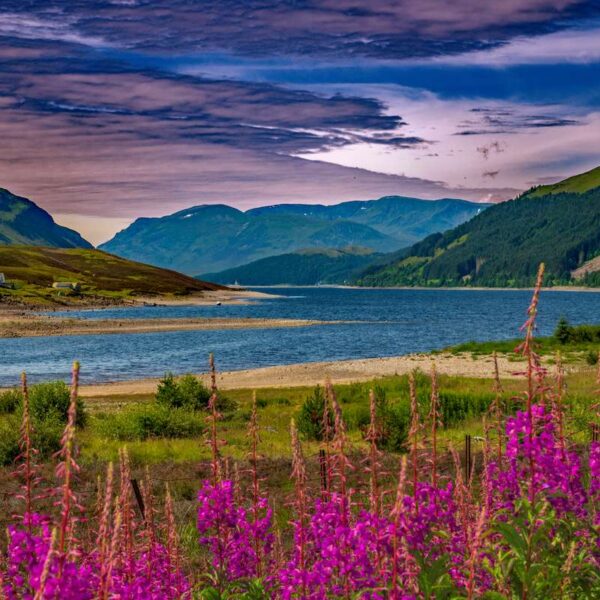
<box><xmin>1</xmin><ymin>287</ymin><xmax>598</xmax><ymax>386</ymax></box>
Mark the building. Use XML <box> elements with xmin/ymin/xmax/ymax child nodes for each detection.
<box><xmin>52</xmin><ymin>282</ymin><xmax>81</xmax><ymax>292</ymax></box>
<box><xmin>0</xmin><ymin>273</ymin><xmax>13</xmax><ymax>289</ymax></box>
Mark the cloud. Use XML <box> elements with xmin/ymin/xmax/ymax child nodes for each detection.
<box><xmin>431</xmin><ymin>23</ymin><xmax>600</xmax><ymax>65</ymax></box>
<box><xmin>0</xmin><ymin>1</ymin><xmax>594</xmax><ymax>59</ymax></box>
<box><xmin>0</xmin><ymin>12</ymin><xmax>106</xmax><ymax>47</ymax></box>
<box><xmin>0</xmin><ymin>0</ymin><xmax>597</xmax><ymax>243</ymax></box>
<box><xmin>477</xmin><ymin>141</ymin><xmax>506</xmax><ymax>160</ymax></box>
<box><xmin>0</xmin><ymin>68</ymin><xmax>426</xmax><ymax>155</ymax></box>
<box><xmin>457</xmin><ymin>107</ymin><xmax>582</xmax><ymax>135</ymax></box>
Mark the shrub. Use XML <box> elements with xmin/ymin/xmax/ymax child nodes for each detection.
<box><xmin>554</xmin><ymin>316</ymin><xmax>571</xmax><ymax>344</ymax></box>
<box><xmin>156</xmin><ymin>373</ymin><xmax>236</xmax><ymax>412</ymax></box>
<box><xmin>0</xmin><ymin>416</ymin><xmax>20</xmax><ymax>466</ymax></box>
<box><xmin>95</xmin><ymin>404</ymin><xmax>205</xmax><ymax>441</ymax></box>
<box><xmin>297</xmin><ymin>386</ymin><xmax>333</xmax><ymax>442</ymax></box>
<box><xmin>29</xmin><ymin>381</ymin><xmax>86</xmax><ymax>427</ymax></box>
<box><xmin>0</xmin><ymin>414</ymin><xmax>62</xmax><ymax>466</ymax></box>
<box><xmin>156</xmin><ymin>373</ymin><xmax>211</xmax><ymax>411</ymax></box>
<box><xmin>553</xmin><ymin>319</ymin><xmax>600</xmax><ymax>345</ymax></box>
<box><xmin>0</xmin><ymin>389</ymin><xmax>21</xmax><ymax>414</ymax></box>
<box><xmin>586</xmin><ymin>349</ymin><xmax>599</xmax><ymax>365</ymax></box>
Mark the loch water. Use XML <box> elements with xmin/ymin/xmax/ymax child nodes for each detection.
<box><xmin>1</xmin><ymin>287</ymin><xmax>599</xmax><ymax>386</ymax></box>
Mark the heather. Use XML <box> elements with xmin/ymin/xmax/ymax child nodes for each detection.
<box><xmin>1</xmin><ymin>264</ymin><xmax>599</xmax><ymax>597</ymax></box>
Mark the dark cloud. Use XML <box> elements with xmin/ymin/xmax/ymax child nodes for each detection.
<box><xmin>477</xmin><ymin>141</ymin><xmax>506</xmax><ymax>160</ymax></box>
<box><xmin>483</xmin><ymin>170</ymin><xmax>500</xmax><ymax>179</ymax></box>
<box><xmin>1</xmin><ymin>1</ymin><xmax>597</xmax><ymax>59</ymax></box>
<box><xmin>0</xmin><ymin>66</ymin><xmax>426</xmax><ymax>154</ymax></box>
<box><xmin>458</xmin><ymin>107</ymin><xmax>581</xmax><ymax>135</ymax></box>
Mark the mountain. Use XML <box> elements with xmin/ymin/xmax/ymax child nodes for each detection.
<box><xmin>202</xmin><ymin>246</ymin><xmax>383</xmax><ymax>285</ymax></box>
<box><xmin>0</xmin><ymin>188</ymin><xmax>92</xmax><ymax>248</ymax></box>
<box><xmin>355</xmin><ymin>166</ymin><xmax>600</xmax><ymax>288</ymax></box>
<box><xmin>0</xmin><ymin>246</ymin><xmax>224</xmax><ymax>306</ymax></box>
<box><xmin>100</xmin><ymin>196</ymin><xmax>488</xmax><ymax>274</ymax></box>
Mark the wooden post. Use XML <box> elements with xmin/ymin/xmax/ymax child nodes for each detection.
<box><xmin>592</xmin><ymin>423</ymin><xmax>599</xmax><ymax>443</ymax></box>
<box><xmin>130</xmin><ymin>478</ymin><xmax>145</xmax><ymax>520</ymax></box>
<box><xmin>464</xmin><ymin>434</ymin><xmax>472</xmax><ymax>480</ymax></box>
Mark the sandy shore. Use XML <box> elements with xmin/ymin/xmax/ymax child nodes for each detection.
<box><xmin>79</xmin><ymin>352</ymin><xmax>530</xmax><ymax>398</ymax></box>
<box><xmin>0</xmin><ymin>314</ymin><xmax>332</xmax><ymax>338</ymax></box>
<box><xmin>131</xmin><ymin>289</ymin><xmax>279</xmax><ymax>306</ymax></box>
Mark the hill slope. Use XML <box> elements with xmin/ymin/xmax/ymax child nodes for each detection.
<box><xmin>202</xmin><ymin>247</ymin><xmax>383</xmax><ymax>285</ymax></box>
<box><xmin>356</xmin><ymin>167</ymin><xmax>600</xmax><ymax>288</ymax></box>
<box><xmin>0</xmin><ymin>247</ymin><xmax>224</xmax><ymax>305</ymax></box>
<box><xmin>0</xmin><ymin>189</ymin><xmax>92</xmax><ymax>248</ymax></box>
<box><xmin>100</xmin><ymin>197</ymin><xmax>488</xmax><ymax>274</ymax></box>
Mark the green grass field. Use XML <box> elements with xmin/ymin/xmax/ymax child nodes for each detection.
<box><xmin>71</xmin><ymin>367</ymin><xmax>598</xmax><ymax>467</ymax></box>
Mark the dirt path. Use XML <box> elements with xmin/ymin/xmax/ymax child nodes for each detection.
<box><xmin>79</xmin><ymin>352</ymin><xmax>530</xmax><ymax>398</ymax></box>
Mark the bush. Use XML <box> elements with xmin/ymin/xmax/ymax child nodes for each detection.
<box><xmin>29</xmin><ymin>381</ymin><xmax>86</xmax><ymax>427</ymax></box>
<box><xmin>297</xmin><ymin>386</ymin><xmax>334</xmax><ymax>442</ymax></box>
<box><xmin>554</xmin><ymin>317</ymin><xmax>571</xmax><ymax>344</ymax></box>
<box><xmin>0</xmin><ymin>416</ymin><xmax>20</xmax><ymax>465</ymax></box>
<box><xmin>586</xmin><ymin>349</ymin><xmax>599</xmax><ymax>365</ymax></box>
<box><xmin>95</xmin><ymin>405</ymin><xmax>205</xmax><ymax>441</ymax></box>
<box><xmin>0</xmin><ymin>389</ymin><xmax>21</xmax><ymax>414</ymax></box>
<box><xmin>0</xmin><ymin>414</ymin><xmax>63</xmax><ymax>466</ymax></box>
<box><xmin>553</xmin><ymin>319</ymin><xmax>600</xmax><ymax>345</ymax></box>
<box><xmin>156</xmin><ymin>373</ymin><xmax>211</xmax><ymax>411</ymax></box>
<box><xmin>155</xmin><ymin>373</ymin><xmax>236</xmax><ymax>412</ymax></box>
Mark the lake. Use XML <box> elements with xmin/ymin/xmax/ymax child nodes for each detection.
<box><xmin>1</xmin><ymin>287</ymin><xmax>599</xmax><ymax>386</ymax></box>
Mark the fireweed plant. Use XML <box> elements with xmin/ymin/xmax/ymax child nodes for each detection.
<box><xmin>2</xmin><ymin>263</ymin><xmax>599</xmax><ymax>598</ymax></box>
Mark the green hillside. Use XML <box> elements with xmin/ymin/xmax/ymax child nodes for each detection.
<box><xmin>100</xmin><ymin>197</ymin><xmax>488</xmax><ymax>274</ymax></box>
<box><xmin>0</xmin><ymin>189</ymin><xmax>92</xmax><ymax>248</ymax></box>
<box><xmin>528</xmin><ymin>165</ymin><xmax>600</xmax><ymax>197</ymax></box>
<box><xmin>0</xmin><ymin>247</ymin><xmax>224</xmax><ymax>306</ymax></box>
<box><xmin>356</xmin><ymin>168</ymin><xmax>600</xmax><ymax>288</ymax></box>
<box><xmin>202</xmin><ymin>246</ymin><xmax>382</xmax><ymax>285</ymax></box>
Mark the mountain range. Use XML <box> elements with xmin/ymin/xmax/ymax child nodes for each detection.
<box><xmin>0</xmin><ymin>188</ymin><xmax>92</xmax><ymax>248</ymax></box>
<box><xmin>99</xmin><ymin>197</ymin><xmax>489</xmax><ymax>274</ymax></box>
<box><xmin>356</xmin><ymin>166</ymin><xmax>600</xmax><ymax>287</ymax></box>
<box><xmin>202</xmin><ymin>246</ymin><xmax>383</xmax><ymax>285</ymax></box>
<box><xmin>2</xmin><ymin>165</ymin><xmax>599</xmax><ymax>290</ymax></box>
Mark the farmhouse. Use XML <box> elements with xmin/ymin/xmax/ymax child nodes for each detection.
<box><xmin>52</xmin><ymin>281</ymin><xmax>81</xmax><ymax>292</ymax></box>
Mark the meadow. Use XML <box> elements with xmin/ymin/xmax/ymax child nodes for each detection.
<box><xmin>0</xmin><ymin>265</ymin><xmax>599</xmax><ymax>598</ymax></box>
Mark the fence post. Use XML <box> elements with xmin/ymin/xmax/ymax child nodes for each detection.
<box><xmin>464</xmin><ymin>434</ymin><xmax>472</xmax><ymax>480</ymax></box>
<box><xmin>592</xmin><ymin>423</ymin><xmax>599</xmax><ymax>443</ymax></box>
<box><xmin>130</xmin><ymin>478</ymin><xmax>145</xmax><ymax>520</ymax></box>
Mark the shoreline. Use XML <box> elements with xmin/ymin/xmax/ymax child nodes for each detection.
<box><xmin>0</xmin><ymin>315</ymin><xmax>334</xmax><ymax>339</ymax></box>
<box><xmin>247</xmin><ymin>284</ymin><xmax>600</xmax><ymax>293</ymax></box>
<box><xmin>0</xmin><ymin>288</ymin><xmax>280</xmax><ymax>312</ymax></box>
<box><xmin>78</xmin><ymin>352</ymin><xmax>536</xmax><ymax>398</ymax></box>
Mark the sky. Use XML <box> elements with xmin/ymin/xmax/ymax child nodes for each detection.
<box><xmin>0</xmin><ymin>1</ymin><xmax>599</xmax><ymax>245</ymax></box>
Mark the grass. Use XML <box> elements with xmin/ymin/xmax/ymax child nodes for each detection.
<box><xmin>528</xmin><ymin>165</ymin><xmax>600</xmax><ymax>197</ymax></box>
<box><xmin>66</xmin><ymin>367</ymin><xmax>598</xmax><ymax>466</ymax></box>
<box><xmin>0</xmin><ymin>246</ymin><xmax>224</xmax><ymax>306</ymax></box>
<box><xmin>442</xmin><ymin>323</ymin><xmax>600</xmax><ymax>363</ymax></box>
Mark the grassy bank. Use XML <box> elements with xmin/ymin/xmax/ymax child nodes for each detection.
<box><xmin>0</xmin><ymin>245</ymin><xmax>224</xmax><ymax>307</ymax></box>
<box><xmin>442</xmin><ymin>319</ymin><xmax>600</xmax><ymax>364</ymax></box>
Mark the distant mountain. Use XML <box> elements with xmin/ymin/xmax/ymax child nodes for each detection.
<box><xmin>355</xmin><ymin>166</ymin><xmax>600</xmax><ymax>288</ymax></box>
<box><xmin>0</xmin><ymin>188</ymin><xmax>92</xmax><ymax>248</ymax></box>
<box><xmin>202</xmin><ymin>246</ymin><xmax>383</xmax><ymax>285</ymax></box>
<box><xmin>100</xmin><ymin>196</ymin><xmax>488</xmax><ymax>274</ymax></box>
